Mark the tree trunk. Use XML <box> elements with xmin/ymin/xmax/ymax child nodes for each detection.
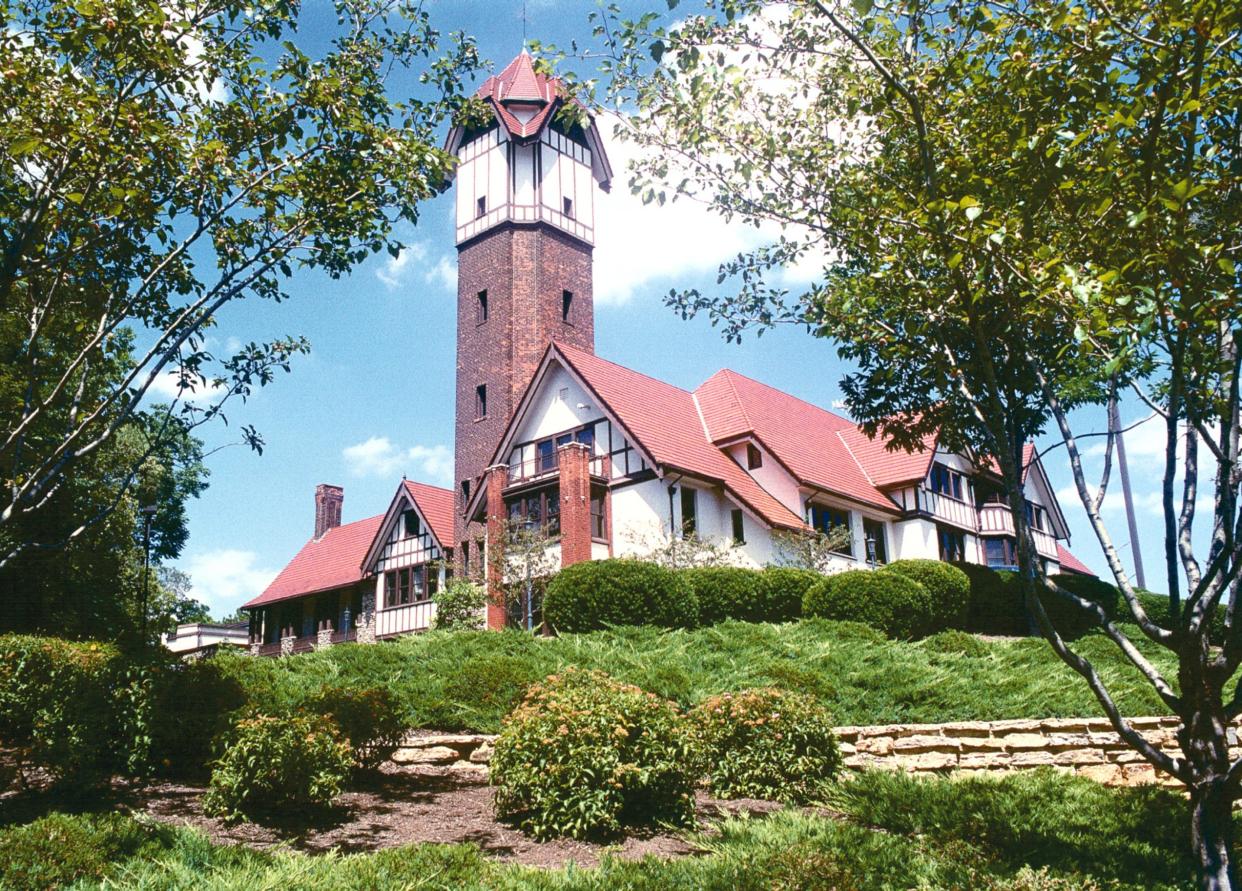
<box><xmin>1190</xmin><ymin>776</ymin><xmax>1236</xmax><ymax>890</ymax></box>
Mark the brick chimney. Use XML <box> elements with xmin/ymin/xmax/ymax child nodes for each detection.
<box><xmin>314</xmin><ymin>484</ymin><xmax>343</xmax><ymax>540</ymax></box>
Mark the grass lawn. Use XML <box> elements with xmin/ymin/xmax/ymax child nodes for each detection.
<box><xmin>218</xmin><ymin>619</ymin><xmax>1176</xmax><ymax>733</ymax></box>
<box><xmin>0</xmin><ymin>769</ymin><xmax>1199</xmax><ymax>890</ymax></box>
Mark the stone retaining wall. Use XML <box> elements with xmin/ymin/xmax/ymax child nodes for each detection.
<box><xmin>392</xmin><ymin>718</ymin><xmax>1229</xmax><ymax>788</ymax></box>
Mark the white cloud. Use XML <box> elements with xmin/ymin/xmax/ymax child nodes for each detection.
<box><xmin>182</xmin><ymin>548</ymin><xmax>277</xmax><ymax>612</ymax></box>
<box><xmin>342</xmin><ymin>436</ymin><xmax>453</xmax><ymax>485</ymax></box>
<box><xmin>425</xmin><ymin>255</ymin><xmax>456</xmax><ymax>291</ymax></box>
<box><xmin>376</xmin><ymin>240</ymin><xmax>428</xmax><ymax>290</ymax></box>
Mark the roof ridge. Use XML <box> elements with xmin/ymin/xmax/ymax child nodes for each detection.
<box><xmin>403</xmin><ymin>479</ymin><xmax>454</xmax><ymax>496</ymax></box>
<box><xmin>718</xmin><ymin>369</ymin><xmax>755</xmax><ymax>434</ymax></box>
<box><xmin>836</xmin><ymin>429</ymin><xmax>878</xmax><ymax>486</ymax></box>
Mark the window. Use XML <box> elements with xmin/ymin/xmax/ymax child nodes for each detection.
<box><xmin>403</xmin><ymin>509</ymin><xmax>421</xmax><ymax>538</ymax></box>
<box><xmin>732</xmin><ymin>508</ymin><xmax>746</xmax><ymax>545</ymax></box>
<box><xmin>507</xmin><ymin>487</ymin><xmax>560</xmax><ymax>537</ymax></box>
<box><xmin>985</xmin><ymin>537</ymin><xmax>1016</xmax><ymax>568</ymax></box>
<box><xmin>476</xmin><ymin>195</ymin><xmax>487</xmax><ymax>218</ymax></box>
<box><xmin>563</xmin><ymin>196</ymin><xmax>574</xmax><ymax>218</ymax></box>
<box><xmin>680</xmin><ymin>487</ymin><xmax>697</xmax><ymax>535</ymax></box>
<box><xmin>938</xmin><ymin>526</ymin><xmax>967</xmax><ymax>562</ymax></box>
<box><xmin>810</xmin><ymin>504</ymin><xmax>854</xmax><ymax>557</ymax></box>
<box><xmin>591</xmin><ymin>490</ymin><xmax>607</xmax><ymax>540</ymax></box>
<box><xmin>1024</xmin><ymin>502</ymin><xmax>1046</xmax><ymax>532</ymax></box>
<box><xmin>475</xmin><ymin>384</ymin><xmax>487</xmax><ymax>419</ymax></box>
<box><xmin>528</xmin><ymin>424</ymin><xmax>595</xmax><ymax>476</ymax></box>
<box><xmin>460</xmin><ymin>479</ymin><xmax>471</xmax><ymax>505</ymax></box>
<box><xmin>460</xmin><ymin>540</ymin><xmax>470</xmax><ymax>574</ymax></box>
<box><xmin>747</xmin><ymin>443</ymin><xmax>763</xmax><ymax>470</ymax></box>
<box><xmin>385</xmin><ymin>565</ymin><xmax>433</xmax><ymax>607</ymax></box>
<box><xmin>476</xmin><ymin>289</ymin><xmax>488</xmax><ymax>323</ymax></box>
<box><xmin>562</xmin><ymin>289</ymin><xmax>574</xmax><ymax>322</ymax></box>
<box><xmin>862</xmin><ymin>517</ymin><xmax>888</xmax><ymax>564</ymax></box>
<box><xmin>929</xmin><ymin>463</ymin><xmax>966</xmax><ymax>500</ymax></box>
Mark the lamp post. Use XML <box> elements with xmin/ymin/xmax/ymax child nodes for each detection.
<box><xmin>866</xmin><ymin>534</ymin><xmax>878</xmax><ymax>569</ymax></box>
<box><xmin>140</xmin><ymin>503</ymin><xmax>157</xmax><ymax>645</ymax></box>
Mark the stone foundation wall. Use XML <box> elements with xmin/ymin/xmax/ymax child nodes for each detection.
<box><xmin>392</xmin><ymin>718</ymin><xmax>1237</xmax><ymax>789</ymax></box>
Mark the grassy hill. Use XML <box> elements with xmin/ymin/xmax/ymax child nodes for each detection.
<box><xmin>220</xmin><ymin>619</ymin><xmax>1175</xmax><ymax>733</ymax></box>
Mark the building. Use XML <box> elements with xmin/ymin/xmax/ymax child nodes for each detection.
<box><xmin>240</xmin><ymin>51</ymin><xmax>1091</xmax><ymax>652</ymax></box>
<box><xmin>161</xmin><ymin>621</ymin><xmax>249</xmax><ymax>658</ymax></box>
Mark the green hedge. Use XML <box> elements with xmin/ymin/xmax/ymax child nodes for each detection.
<box><xmin>886</xmin><ymin>560</ymin><xmax>970</xmax><ymax>634</ymax></box>
<box><xmin>803</xmin><ymin>570</ymin><xmax>932</xmax><ymax>640</ymax></box>
<box><xmin>1039</xmin><ymin>573</ymin><xmax>1120</xmax><ymax>640</ymax></box>
<box><xmin>490</xmin><ymin>668</ymin><xmax>696</xmax><ymax>839</ymax></box>
<box><xmin>951</xmin><ymin>563</ymin><xmax>1026</xmax><ymax>635</ymax></box>
<box><xmin>682</xmin><ymin>566</ymin><xmax>765</xmax><ymax>624</ymax></box>
<box><xmin>759</xmin><ymin>567</ymin><xmax>821</xmax><ymax>623</ymax></box>
<box><xmin>543</xmin><ymin>559</ymin><xmax>698</xmax><ymax>632</ymax></box>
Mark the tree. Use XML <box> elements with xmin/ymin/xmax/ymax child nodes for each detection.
<box><xmin>489</xmin><ymin>517</ymin><xmax>559</xmax><ymax>631</ymax></box>
<box><xmin>580</xmin><ymin>0</ymin><xmax>1240</xmax><ymax>884</ymax></box>
<box><xmin>621</xmin><ymin>518</ymin><xmax>741</xmax><ymax>568</ymax></box>
<box><xmin>770</xmin><ymin>526</ymin><xmax>855</xmax><ymax>575</ymax></box>
<box><xmin>0</xmin><ymin>0</ymin><xmax>481</xmax><ymax>568</ymax></box>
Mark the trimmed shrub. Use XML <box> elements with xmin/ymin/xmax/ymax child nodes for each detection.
<box><xmin>432</xmin><ymin>579</ymin><xmax>487</xmax><ymax>631</ymax></box>
<box><xmin>543</xmin><ymin>559</ymin><xmax>698</xmax><ymax>632</ymax></box>
<box><xmin>952</xmin><ymin>563</ymin><xmax>1026</xmax><ymax>635</ymax></box>
<box><xmin>150</xmin><ymin>657</ymin><xmax>246</xmax><ymax>778</ymax></box>
<box><xmin>1039</xmin><ymin>573</ymin><xmax>1121</xmax><ymax>640</ymax></box>
<box><xmin>490</xmin><ymin>667</ymin><xmax>696</xmax><ymax>839</ymax></box>
<box><xmin>682</xmin><ymin>566</ymin><xmax>765</xmax><ymax>624</ymax></box>
<box><xmin>307</xmin><ymin>685</ymin><xmax>406</xmax><ymax>772</ymax></box>
<box><xmin>203</xmin><ymin>713</ymin><xmax>353</xmax><ymax>823</ymax></box>
<box><xmin>759</xmin><ymin>567</ymin><xmax>821</xmax><ymax>623</ymax></box>
<box><xmin>920</xmin><ymin>629</ymin><xmax>990</xmax><ymax>658</ymax></box>
<box><xmin>802</xmin><ymin>570</ymin><xmax>932</xmax><ymax>639</ymax></box>
<box><xmin>687</xmin><ymin>688</ymin><xmax>840</xmax><ymax>803</ymax></box>
<box><xmin>886</xmin><ymin>559</ymin><xmax>970</xmax><ymax>634</ymax></box>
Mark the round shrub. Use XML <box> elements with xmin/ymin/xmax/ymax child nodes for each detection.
<box><xmin>687</xmin><ymin>688</ymin><xmax>840</xmax><ymax>803</ymax></box>
<box><xmin>802</xmin><ymin>570</ymin><xmax>932</xmax><ymax>639</ymax></box>
<box><xmin>1039</xmin><ymin>573</ymin><xmax>1120</xmax><ymax>640</ymax></box>
<box><xmin>203</xmin><ymin>712</ymin><xmax>353</xmax><ymax>823</ymax></box>
<box><xmin>490</xmin><ymin>667</ymin><xmax>696</xmax><ymax>839</ymax></box>
<box><xmin>951</xmin><ymin>563</ymin><xmax>1026</xmax><ymax>635</ymax></box>
<box><xmin>886</xmin><ymin>559</ymin><xmax>970</xmax><ymax>634</ymax></box>
<box><xmin>682</xmin><ymin>566</ymin><xmax>765</xmax><ymax>624</ymax></box>
<box><xmin>920</xmin><ymin>629</ymin><xmax>990</xmax><ymax>658</ymax></box>
<box><xmin>543</xmin><ymin>559</ymin><xmax>698</xmax><ymax>632</ymax></box>
<box><xmin>307</xmin><ymin>685</ymin><xmax>406</xmax><ymax>773</ymax></box>
<box><xmin>759</xmin><ymin>567</ymin><xmax>821</xmax><ymax>623</ymax></box>
<box><xmin>432</xmin><ymin>579</ymin><xmax>487</xmax><ymax>631</ymax></box>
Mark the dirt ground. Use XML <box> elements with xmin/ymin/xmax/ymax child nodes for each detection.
<box><xmin>2</xmin><ymin>759</ymin><xmax>785</xmax><ymax>870</ymax></box>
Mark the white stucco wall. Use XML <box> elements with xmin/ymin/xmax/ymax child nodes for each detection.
<box><xmin>724</xmin><ymin>440</ymin><xmax>802</xmax><ymax>516</ymax></box>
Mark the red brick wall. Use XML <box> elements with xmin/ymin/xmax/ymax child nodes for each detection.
<box><xmin>484</xmin><ymin>466</ymin><xmax>508</xmax><ymax>630</ymax></box>
<box><xmin>558</xmin><ymin>443</ymin><xmax>592</xmax><ymax>567</ymax></box>
<box><xmin>314</xmin><ymin>484</ymin><xmax>343</xmax><ymax>540</ymax></box>
<box><xmin>454</xmin><ymin>222</ymin><xmax>595</xmax><ymax>548</ymax></box>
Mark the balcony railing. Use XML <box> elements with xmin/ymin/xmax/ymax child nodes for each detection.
<box><xmin>916</xmin><ymin>487</ymin><xmax>979</xmax><ymax>531</ymax></box>
<box><xmin>507</xmin><ymin>453</ymin><xmax>607</xmax><ymax>487</ymax></box>
<box><xmin>978</xmin><ymin>503</ymin><xmax>1059</xmax><ymax>560</ymax></box>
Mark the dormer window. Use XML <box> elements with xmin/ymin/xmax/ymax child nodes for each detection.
<box><xmin>403</xmin><ymin>509</ymin><xmax>421</xmax><ymax>538</ymax></box>
<box><xmin>747</xmin><ymin>443</ymin><xmax>763</xmax><ymax>469</ymax></box>
<box><xmin>476</xmin><ymin>195</ymin><xmax>487</xmax><ymax>218</ymax></box>
<box><xmin>563</xmin><ymin>196</ymin><xmax>574</xmax><ymax>218</ymax></box>
<box><xmin>929</xmin><ymin>463</ymin><xmax>966</xmax><ymax>500</ymax></box>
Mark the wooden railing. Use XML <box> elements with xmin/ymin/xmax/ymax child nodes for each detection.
<box><xmin>375</xmin><ymin>600</ymin><xmax>436</xmax><ymax>638</ymax></box>
<box><xmin>507</xmin><ymin>453</ymin><xmax>606</xmax><ymax>487</ymax></box>
<box><xmin>978</xmin><ymin>504</ymin><xmax>1058</xmax><ymax>560</ymax></box>
<box><xmin>916</xmin><ymin>487</ymin><xmax>978</xmax><ymax>531</ymax></box>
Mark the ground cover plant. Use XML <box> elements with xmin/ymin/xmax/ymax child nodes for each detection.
<box><xmin>0</xmin><ymin>769</ymin><xmax>1209</xmax><ymax>889</ymax></box>
<box><xmin>490</xmin><ymin>668</ymin><xmax>696</xmax><ymax>839</ymax></box>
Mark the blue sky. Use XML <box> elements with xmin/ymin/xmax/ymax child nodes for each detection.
<box><xmin>172</xmin><ymin>0</ymin><xmax>1174</xmax><ymax>614</ymax></box>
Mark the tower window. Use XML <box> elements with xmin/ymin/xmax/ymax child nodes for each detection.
<box><xmin>460</xmin><ymin>479</ymin><xmax>470</xmax><ymax>504</ymax></box>
<box><xmin>476</xmin><ymin>195</ymin><xmax>487</xmax><ymax>218</ymax></box>
<box><xmin>476</xmin><ymin>289</ymin><xmax>488</xmax><ymax>324</ymax></box>
<box><xmin>747</xmin><ymin>443</ymin><xmax>763</xmax><ymax>469</ymax></box>
<box><xmin>563</xmin><ymin>196</ymin><xmax>574</xmax><ymax>218</ymax></box>
<box><xmin>475</xmin><ymin>384</ymin><xmax>488</xmax><ymax>419</ymax></box>
<box><xmin>562</xmin><ymin>290</ymin><xmax>574</xmax><ymax>322</ymax></box>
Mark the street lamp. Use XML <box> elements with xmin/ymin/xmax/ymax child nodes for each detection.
<box><xmin>140</xmin><ymin>503</ymin><xmax>157</xmax><ymax>645</ymax></box>
<box><xmin>865</xmin><ymin>533</ymin><xmax>878</xmax><ymax>569</ymax></box>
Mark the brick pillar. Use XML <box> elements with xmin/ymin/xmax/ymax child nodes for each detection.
<box><xmin>485</xmin><ymin>465</ymin><xmax>509</xmax><ymax>630</ymax></box>
<box><xmin>559</xmin><ymin>442</ymin><xmax>592</xmax><ymax>568</ymax></box>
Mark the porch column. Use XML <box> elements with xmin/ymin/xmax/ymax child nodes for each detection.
<box><xmin>559</xmin><ymin>442</ymin><xmax>592</xmax><ymax>568</ymax></box>
<box><xmin>485</xmin><ymin>464</ymin><xmax>508</xmax><ymax>631</ymax></box>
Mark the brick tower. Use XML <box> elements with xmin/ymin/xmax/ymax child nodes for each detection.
<box><xmin>445</xmin><ymin>51</ymin><xmax>613</xmax><ymax>563</ymax></box>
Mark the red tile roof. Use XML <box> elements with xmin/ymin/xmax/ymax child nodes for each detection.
<box><xmin>475</xmin><ymin>51</ymin><xmax>564</xmax><ymax>140</ymax></box>
<box><xmin>835</xmin><ymin>426</ymin><xmax>939</xmax><ymax>488</ymax></box>
<box><xmin>243</xmin><ymin>515</ymin><xmax>383</xmax><ymax>609</ymax></box>
<box><xmin>554</xmin><ymin>344</ymin><xmax>806</xmax><ymax>530</ymax></box>
<box><xmin>245</xmin><ymin>481</ymin><xmax>456</xmax><ymax>609</ymax></box>
<box><xmin>1055</xmin><ymin>544</ymin><xmax>1095</xmax><ymax>576</ymax></box>
<box><xmin>695</xmin><ymin>369</ymin><xmax>902</xmax><ymax>511</ymax></box>
<box><xmin>402</xmin><ymin>480</ymin><xmax>457</xmax><ymax>548</ymax></box>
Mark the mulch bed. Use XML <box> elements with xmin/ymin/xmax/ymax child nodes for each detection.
<box><xmin>2</xmin><ymin>759</ymin><xmax>786</xmax><ymax>870</ymax></box>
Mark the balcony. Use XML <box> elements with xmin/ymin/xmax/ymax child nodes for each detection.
<box><xmin>979</xmin><ymin>503</ymin><xmax>1059</xmax><ymax>560</ymax></box>
<box><xmin>506</xmin><ymin>452</ymin><xmax>607</xmax><ymax>488</ymax></box>
<box><xmin>914</xmin><ymin>487</ymin><xmax>978</xmax><ymax>531</ymax></box>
